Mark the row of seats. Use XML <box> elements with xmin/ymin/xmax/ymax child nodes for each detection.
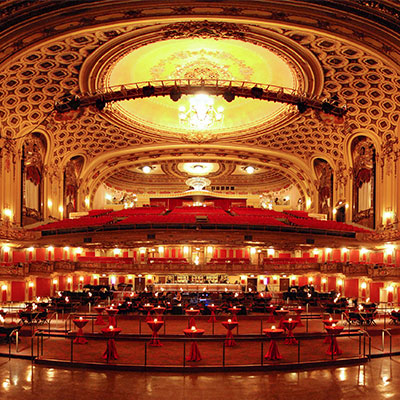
<box><xmin>287</xmin><ymin>216</ymin><xmax>369</xmax><ymax>233</ymax></box>
<box><xmin>33</xmin><ymin>206</ymin><xmax>370</xmax><ymax>234</ymax></box>
<box><xmin>230</xmin><ymin>207</ymin><xmax>284</xmax><ymax>217</ymax></box>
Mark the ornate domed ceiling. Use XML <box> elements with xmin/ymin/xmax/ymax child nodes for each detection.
<box><xmin>1</xmin><ymin>1</ymin><xmax>400</xmax><ymax>208</ymax></box>
<box><xmin>106</xmin><ymin>38</ymin><xmax>295</xmax><ymax>135</ymax></box>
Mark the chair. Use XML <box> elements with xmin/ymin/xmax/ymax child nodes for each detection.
<box><xmin>35</xmin><ymin>310</ymin><xmax>48</xmax><ymax>325</ymax></box>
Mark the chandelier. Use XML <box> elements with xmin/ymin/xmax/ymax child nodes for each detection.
<box><xmin>185</xmin><ymin>177</ymin><xmax>211</xmax><ymax>191</ymax></box>
<box><xmin>178</xmin><ymin>94</ymin><xmax>224</xmax><ymax>130</ymax></box>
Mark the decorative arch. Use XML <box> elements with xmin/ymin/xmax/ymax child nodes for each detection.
<box><xmin>78</xmin><ymin>145</ymin><xmax>315</xmax><ymax>211</ymax></box>
<box><xmin>21</xmin><ymin>132</ymin><xmax>47</xmax><ymax>225</ymax></box>
<box><xmin>350</xmin><ymin>135</ymin><xmax>376</xmax><ymax>229</ymax></box>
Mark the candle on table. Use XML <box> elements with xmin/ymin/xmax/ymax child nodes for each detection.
<box><xmin>288</xmin><ymin>318</ymin><xmax>292</xmax><ymax>322</ymax></box>
<box><xmin>272</xmin><ymin>325</ymin><xmax>276</xmax><ymax>330</ymax></box>
<box><xmin>109</xmin><ymin>325</ymin><xmax>114</xmax><ymax>330</ymax></box>
<box><xmin>191</xmin><ymin>326</ymin><xmax>196</xmax><ymax>331</ymax></box>
<box><xmin>332</xmin><ymin>323</ymin><xmax>336</xmax><ymax>327</ymax></box>
<box><xmin>79</xmin><ymin>316</ymin><xmax>83</xmax><ymax>320</ymax></box>
<box><xmin>228</xmin><ymin>319</ymin><xmax>232</xmax><ymax>323</ymax></box>
<box><xmin>329</xmin><ymin>317</ymin><xmax>333</xmax><ymax>322</ymax></box>
<box><xmin>154</xmin><ymin>318</ymin><xmax>157</xmax><ymax>322</ymax></box>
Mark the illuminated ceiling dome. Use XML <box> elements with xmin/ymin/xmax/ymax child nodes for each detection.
<box><xmin>105</xmin><ymin>38</ymin><xmax>296</xmax><ymax>135</ymax></box>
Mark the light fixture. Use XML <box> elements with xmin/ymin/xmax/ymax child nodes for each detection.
<box><xmin>178</xmin><ymin>94</ymin><xmax>223</xmax><ymax>130</ymax></box>
<box><xmin>193</xmin><ymin>165</ymin><xmax>205</xmax><ymax>174</ymax></box>
<box><xmin>141</xmin><ymin>165</ymin><xmax>153</xmax><ymax>174</ymax></box>
<box><xmin>27</xmin><ymin>247</ymin><xmax>34</xmax><ymax>252</ymax></box>
<box><xmin>3</xmin><ymin>246</ymin><xmax>10</xmax><ymax>252</ymax></box>
<box><xmin>223</xmin><ymin>89</ymin><xmax>235</xmax><ymax>102</ymax></box>
<box><xmin>297</xmin><ymin>101</ymin><xmax>308</xmax><ymax>113</ymax></box>
<box><xmin>3</xmin><ymin>208</ymin><xmax>12</xmax><ymax>218</ymax></box>
<box><xmin>169</xmin><ymin>87</ymin><xmax>181</xmax><ymax>102</ymax></box>
<box><xmin>243</xmin><ymin>166</ymin><xmax>255</xmax><ymax>174</ymax></box>
<box><xmin>251</xmin><ymin>86</ymin><xmax>263</xmax><ymax>99</ymax></box>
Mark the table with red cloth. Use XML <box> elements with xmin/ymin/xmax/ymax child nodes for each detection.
<box><xmin>183</xmin><ymin>328</ymin><xmax>205</xmax><ymax>362</ymax></box>
<box><xmin>292</xmin><ymin>307</ymin><xmax>304</xmax><ymax>327</ymax></box>
<box><xmin>228</xmin><ymin>307</ymin><xmax>240</xmax><ymax>322</ymax></box>
<box><xmin>322</xmin><ymin>319</ymin><xmax>339</xmax><ymax>343</ymax></box>
<box><xmin>263</xmin><ymin>328</ymin><xmax>284</xmax><ymax>361</ymax></box>
<box><xmin>266</xmin><ymin>305</ymin><xmax>276</xmax><ymax>323</ymax></box>
<box><xmin>275</xmin><ymin>309</ymin><xmax>289</xmax><ymax>329</ymax></box>
<box><xmin>282</xmin><ymin>319</ymin><xmax>298</xmax><ymax>344</ymax></box>
<box><xmin>143</xmin><ymin>304</ymin><xmax>154</xmax><ymax>322</ymax></box>
<box><xmin>105</xmin><ymin>307</ymin><xmax>118</xmax><ymax>327</ymax></box>
<box><xmin>73</xmin><ymin>318</ymin><xmax>89</xmax><ymax>344</ymax></box>
<box><xmin>147</xmin><ymin>319</ymin><xmax>164</xmax><ymax>346</ymax></box>
<box><xmin>186</xmin><ymin>308</ymin><xmax>200</xmax><ymax>328</ymax></box>
<box><xmin>94</xmin><ymin>306</ymin><xmax>106</xmax><ymax>325</ymax></box>
<box><xmin>221</xmin><ymin>320</ymin><xmax>238</xmax><ymax>347</ymax></box>
<box><xmin>325</xmin><ymin>325</ymin><xmax>344</xmax><ymax>356</ymax></box>
<box><xmin>101</xmin><ymin>327</ymin><xmax>122</xmax><ymax>361</ymax></box>
<box><xmin>207</xmin><ymin>304</ymin><xmax>219</xmax><ymax>323</ymax></box>
<box><xmin>153</xmin><ymin>306</ymin><xmax>166</xmax><ymax>320</ymax></box>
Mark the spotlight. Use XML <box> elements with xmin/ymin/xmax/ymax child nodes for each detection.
<box><xmin>68</xmin><ymin>95</ymin><xmax>81</xmax><ymax>110</ymax></box>
<box><xmin>142</xmin><ymin>85</ymin><xmax>155</xmax><ymax>97</ymax></box>
<box><xmin>95</xmin><ymin>97</ymin><xmax>106</xmax><ymax>111</ymax></box>
<box><xmin>142</xmin><ymin>166</ymin><xmax>152</xmax><ymax>174</ymax></box>
<box><xmin>297</xmin><ymin>101</ymin><xmax>308</xmax><ymax>114</ymax></box>
<box><xmin>169</xmin><ymin>87</ymin><xmax>182</xmax><ymax>102</ymax></box>
<box><xmin>321</xmin><ymin>101</ymin><xmax>334</xmax><ymax>114</ymax></box>
<box><xmin>223</xmin><ymin>89</ymin><xmax>235</xmax><ymax>102</ymax></box>
<box><xmin>251</xmin><ymin>86</ymin><xmax>263</xmax><ymax>99</ymax></box>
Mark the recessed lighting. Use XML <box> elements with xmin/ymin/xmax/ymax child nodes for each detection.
<box><xmin>244</xmin><ymin>166</ymin><xmax>255</xmax><ymax>174</ymax></box>
<box><xmin>142</xmin><ymin>166</ymin><xmax>152</xmax><ymax>174</ymax></box>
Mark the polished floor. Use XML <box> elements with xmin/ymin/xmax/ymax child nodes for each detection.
<box><xmin>0</xmin><ymin>357</ymin><xmax>399</xmax><ymax>400</ymax></box>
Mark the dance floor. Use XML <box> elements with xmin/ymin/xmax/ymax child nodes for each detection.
<box><xmin>2</xmin><ymin>311</ymin><xmax>399</xmax><ymax>369</ymax></box>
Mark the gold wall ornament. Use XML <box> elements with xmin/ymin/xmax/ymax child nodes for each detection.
<box><xmin>162</xmin><ymin>20</ymin><xmax>249</xmax><ymax>40</ymax></box>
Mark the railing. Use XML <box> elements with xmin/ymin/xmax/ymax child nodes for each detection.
<box><xmin>32</xmin><ymin>330</ymin><xmax>366</xmax><ymax>369</ymax></box>
<box><xmin>382</xmin><ymin>329</ymin><xmax>392</xmax><ymax>356</ymax></box>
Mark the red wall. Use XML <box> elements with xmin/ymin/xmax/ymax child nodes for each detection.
<box><xmin>12</xmin><ymin>251</ymin><xmax>26</xmax><ymax>263</ymax></box>
<box><xmin>36</xmin><ymin>248</ymin><xmax>46</xmax><ymax>261</ymax></box>
<box><xmin>59</xmin><ymin>276</ymin><xmax>67</xmax><ymax>291</ymax></box>
<box><xmin>54</xmin><ymin>247</ymin><xmax>63</xmax><ymax>261</ymax></box>
<box><xmin>298</xmin><ymin>276</ymin><xmax>308</xmax><ymax>286</ymax></box>
<box><xmin>332</xmin><ymin>249</ymin><xmax>341</xmax><ymax>262</ymax></box>
<box><xmin>36</xmin><ymin>278</ymin><xmax>51</xmax><ymax>297</ymax></box>
<box><xmin>370</xmin><ymin>282</ymin><xmax>384</xmax><ymax>303</ymax></box>
<box><xmin>11</xmin><ymin>281</ymin><xmax>25</xmax><ymax>301</ymax></box>
<box><xmin>344</xmin><ymin>278</ymin><xmax>359</xmax><ymax>298</ymax></box>
<box><xmin>370</xmin><ymin>252</ymin><xmax>384</xmax><ymax>264</ymax></box>
<box><xmin>328</xmin><ymin>276</ymin><xmax>336</xmax><ymax>292</ymax></box>
<box><xmin>349</xmin><ymin>250</ymin><xmax>359</xmax><ymax>263</ymax></box>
